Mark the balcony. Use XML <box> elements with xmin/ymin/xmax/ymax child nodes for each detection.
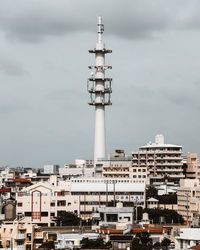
<box><xmin>15</xmin><ymin>246</ymin><xmax>26</xmax><ymax>250</ymax></box>
<box><xmin>15</xmin><ymin>234</ymin><xmax>25</xmax><ymax>240</ymax></box>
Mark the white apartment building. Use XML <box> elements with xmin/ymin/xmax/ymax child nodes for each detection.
<box><xmin>44</xmin><ymin>165</ymin><xmax>59</xmax><ymax>175</ymax></box>
<box><xmin>55</xmin><ymin>233</ymin><xmax>99</xmax><ymax>249</ymax></box>
<box><xmin>97</xmin><ymin>202</ymin><xmax>134</xmax><ymax>229</ymax></box>
<box><xmin>66</xmin><ymin>178</ymin><xmax>146</xmax><ymax>218</ymax></box>
<box><xmin>132</xmin><ymin>134</ymin><xmax>184</xmax><ymax>185</ymax></box>
<box><xmin>177</xmin><ymin>179</ymin><xmax>200</xmax><ymax>223</ymax></box>
<box><xmin>0</xmin><ymin>166</ymin><xmax>15</xmax><ymax>186</ymax></box>
<box><xmin>175</xmin><ymin>228</ymin><xmax>200</xmax><ymax>249</ymax></box>
<box><xmin>16</xmin><ymin>182</ymin><xmax>79</xmax><ymax>226</ymax></box>
<box><xmin>59</xmin><ymin>159</ymin><xmax>95</xmax><ymax>179</ymax></box>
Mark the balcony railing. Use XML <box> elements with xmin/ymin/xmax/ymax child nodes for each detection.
<box><xmin>15</xmin><ymin>233</ymin><xmax>25</xmax><ymax>240</ymax></box>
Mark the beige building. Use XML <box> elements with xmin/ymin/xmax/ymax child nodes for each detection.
<box><xmin>177</xmin><ymin>179</ymin><xmax>200</xmax><ymax>223</ymax></box>
<box><xmin>185</xmin><ymin>153</ymin><xmax>200</xmax><ymax>179</ymax></box>
<box><xmin>66</xmin><ymin>178</ymin><xmax>146</xmax><ymax>219</ymax></box>
<box><xmin>97</xmin><ymin>150</ymin><xmax>149</xmax><ymax>184</ymax></box>
<box><xmin>16</xmin><ymin>182</ymin><xmax>79</xmax><ymax>226</ymax></box>
<box><xmin>0</xmin><ymin>219</ymin><xmax>39</xmax><ymax>250</ymax></box>
<box><xmin>132</xmin><ymin>134</ymin><xmax>184</xmax><ymax>185</ymax></box>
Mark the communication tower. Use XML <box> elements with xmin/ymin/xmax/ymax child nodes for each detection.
<box><xmin>87</xmin><ymin>16</ymin><xmax>112</xmax><ymax>165</ymax></box>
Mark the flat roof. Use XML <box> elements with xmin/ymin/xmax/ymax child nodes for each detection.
<box><xmin>70</xmin><ymin>182</ymin><xmax>145</xmax><ymax>192</ymax></box>
<box><xmin>139</xmin><ymin>143</ymin><xmax>182</xmax><ymax>149</ymax></box>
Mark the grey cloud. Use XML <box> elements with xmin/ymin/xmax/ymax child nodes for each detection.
<box><xmin>0</xmin><ymin>0</ymin><xmax>185</xmax><ymax>43</ymax></box>
<box><xmin>160</xmin><ymin>86</ymin><xmax>200</xmax><ymax>108</ymax></box>
<box><xmin>0</xmin><ymin>100</ymin><xmax>29</xmax><ymax>114</ymax></box>
<box><xmin>0</xmin><ymin>58</ymin><xmax>27</xmax><ymax>76</ymax></box>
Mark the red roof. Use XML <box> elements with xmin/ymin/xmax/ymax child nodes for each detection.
<box><xmin>190</xmin><ymin>245</ymin><xmax>200</xmax><ymax>250</ymax></box>
<box><xmin>98</xmin><ymin>226</ymin><xmax>167</xmax><ymax>235</ymax></box>
<box><xmin>11</xmin><ymin>179</ymin><xmax>29</xmax><ymax>182</ymax></box>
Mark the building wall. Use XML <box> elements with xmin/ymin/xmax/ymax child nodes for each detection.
<box><xmin>68</xmin><ymin>178</ymin><xmax>146</xmax><ymax>218</ymax></box>
<box><xmin>177</xmin><ymin>179</ymin><xmax>200</xmax><ymax>222</ymax></box>
<box><xmin>185</xmin><ymin>153</ymin><xmax>200</xmax><ymax>179</ymax></box>
<box><xmin>132</xmin><ymin>135</ymin><xmax>184</xmax><ymax>185</ymax></box>
<box><xmin>16</xmin><ymin>183</ymin><xmax>79</xmax><ymax>226</ymax></box>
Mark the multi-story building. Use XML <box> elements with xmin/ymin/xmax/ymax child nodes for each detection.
<box><xmin>59</xmin><ymin>159</ymin><xmax>95</xmax><ymax>179</ymax></box>
<box><xmin>177</xmin><ymin>179</ymin><xmax>200</xmax><ymax>223</ymax></box>
<box><xmin>16</xmin><ymin>182</ymin><xmax>79</xmax><ymax>226</ymax></box>
<box><xmin>0</xmin><ymin>219</ymin><xmax>38</xmax><ymax>250</ymax></box>
<box><xmin>66</xmin><ymin>177</ymin><xmax>146</xmax><ymax>219</ymax></box>
<box><xmin>97</xmin><ymin>150</ymin><xmax>149</xmax><ymax>184</ymax></box>
<box><xmin>184</xmin><ymin>153</ymin><xmax>200</xmax><ymax>179</ymax></box>
<box><xmin>132</xmin><ymin>134</ymin><xmax>184</xmax><ymax>185</ymax></box>
<box><xmin>44</xmin><ymin>164</ymin><xmax>60</xmax><ymax>175</ymax></box>
<box><xmin>175</xmin><ymin>228</ymin><xmax>200</xmax><ymax>249</ymax></box>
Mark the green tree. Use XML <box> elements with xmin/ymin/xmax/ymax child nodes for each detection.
<box><xmin>154</xmin><ymin>242</ymin><xmax>161</xmax><ymax>249</ymax></box>
<box><xmin>146</xmin><ymin>186</ymin><xmax>158</xmax><ymax>200</ymax></box>
<box><xmin>39</xmin><ymin>240</ymin><xmax>55</xmax><ymax>249</ymax></box>
<box><xmin>161</xmin><ymin>238</ymin><xmax>171</xmax><ymax>249</ymax></box>
<box><xmin>158</xmin><ymin>193</ymin><xmax>177</xmax><ymax>204</ymax></box>
<box><xmin>81</xmin><ymin>238</ymin><xmax>111</xmax><ymax>249</ymax></box>
<box><xmin>143</xmin><ymin>208</ymin><xmax>184</xmax><ymax>224</ymax></box>
<box><xmin>54</xmin><ymin>211</ymin><xmax>81</xmax><ymax>226</ymax></box>
<box><xmin>132</xmin><ymin>232</ymin><xmax>153</xmax><ymax>250</ymax></box>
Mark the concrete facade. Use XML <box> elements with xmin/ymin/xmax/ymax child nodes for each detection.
<box><xmin>132</xmin><ymin>134</ymin><xmax>184</xmax><ymax>185</ymax></box>
<box><xmin>177</xmin><ymin>179</ymin><xmax>200</xmax><ymax>223</ymax></box>
<box><xmin>175</xmin><ymin>228</ymin><xmax>200</xmax><ymax>249</ymax></box>
<box><xmin>16</xmin><ymin>182</ymin><xmax>79</xmax><ymax>226</ymax></box>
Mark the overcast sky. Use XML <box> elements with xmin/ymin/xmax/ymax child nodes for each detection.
<box><xmin>0</xmin><ymin>0</ymin><xmax>200</xmax><ymax>168</ymax></box>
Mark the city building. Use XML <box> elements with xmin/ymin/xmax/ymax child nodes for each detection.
<box><xmin>177</xmin><ymin>179</ymin><xmax>200</xmax><ymax>223</ymax></box>
<box><xmin>43</xmin><ymin>165</ymin><xmax>60</xmax><ymax>175</ymax></box>
<box><xmin>66</xmin><ymin>178</ymin><xmax>146</xmax><ymax>218</ymax></box>
<box><xmin>95</xmin><ymin>150</ymin><xmax>149</xmax><ymax>184</ymax></box>
<box><xmin>0</xmin><ymin>219</ymin><xmax>38</xmax><ymax>250</ymax></box>
<box><xmin>59</xmin><ymin>159</ymin><xmax>95</xmax><ymax>179</ymax></box>
<box><xmin>16</xmin><ymin>182</ymin><xmax>79</xmax><ymax>226</ymax></box>
<box><xmin>55</xmin><ymin>233</ymin><xmax>99</xmax><ymax>249</ymax></box>
<box><xmin>184</xmin><ymin>153</ymin><xmax>200</xmax><ymax>180</ymax></box>
<box><xmin>175</xmin><ymin>228</ymin><xmax>200</xmax><ymax>249</ymax></box>
<box><xmin>96</xmin><ymin>202</ymin><xmax>134</xmax><ymax>229</ymax></box>
<box><xmin>132</xmin><ymin>134</ymin><xmax>184</xmax><ymax>185</ymax></box>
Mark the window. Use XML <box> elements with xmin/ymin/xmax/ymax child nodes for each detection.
<box><xmin>50</xmin><ymin>202</ymin><xmax>55</xmax><ymax>207</ymax></box>
<box><xmin>67</xmin><ymin>202</ymin><xmax>71</xmax><ymax>206</ymax></box>
<box><xmin>50</xmin><ymin>212</ymin><xmax>55</xmax><ymax>216</ymax></box>
<box><xmin>57</xmin><ymin>200</ymin><xmax>66</xmax><ymax>206</ymax></box>
<box><xmin>25</xmin><ymin>212</ymin><xmax>32</xmax><ymax>217</ymax></box>
<box><xmin>18</xmin><ymin>202</ymin><xmax>22</xmax><ymax>207</ymax></box>
<box><xmin>118</xmin><ymin>243</ymin><xmax>126</xmax><ymax>249</ymax></box>
<box><xmin>41</xmin><ymin>212</ymin><xmax>48</xmax><ymax>217</ymax></box>
<box><xmin>27</xmin><ymin>233</ymin><xmax>31</xmax><ymax>242</ymax></box>
<box><xmin>32</xmin><ymin>212</ymin><xmax>41</xmax><ymax>219</ymax></box>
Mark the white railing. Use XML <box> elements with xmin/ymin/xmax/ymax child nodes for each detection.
<box><xmin>15</xmin><ymin>233</ymin><xmax>25</xmax><ymax>240</ymax></box>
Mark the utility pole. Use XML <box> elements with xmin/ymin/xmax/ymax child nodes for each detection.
<box><xmin>113</xmin><ymin>180</ymin><xmax>116</xmax><ymax>207</ymax></box>
<box><xmin>106</xmin><ymin>181</ymin><xmax>108</xmax><ymax>207</ymax></box>
<box><xmin>186</xmin><ymin>193</ymin><xmax>189</xmax><ymax>225</ymax></box>
<box><xmin>135</xmin><ymin>198</ymin><xmax>138</xmax><ymax>224</ymax></box>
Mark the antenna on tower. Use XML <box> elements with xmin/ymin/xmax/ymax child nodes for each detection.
<box><xmin>98</xmin><ymin>16</ymin><xmax>104</xmax><ymax>43</ymax></box>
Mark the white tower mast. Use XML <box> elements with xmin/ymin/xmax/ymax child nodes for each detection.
<box><xmin>88</xmin><ymin>16</ymin><xmax>112</xmax><ymax>165</ymax></box>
